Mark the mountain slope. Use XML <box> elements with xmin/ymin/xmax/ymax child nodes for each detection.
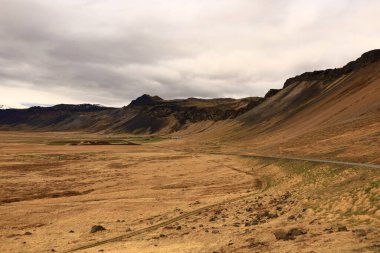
<box><xmin>0</xmin><ymin>96</ymin><xmax>262</xmax><ymax>133</ymax></box>
<box><xmin>183</xmin><ymin>50</ymin><xmax>380</xmax><ymax>163</ymax></box>
<box><xmin>0</xmin><ymin>49</ymin><xmax>379</xmax><ymax>163</ymax></box>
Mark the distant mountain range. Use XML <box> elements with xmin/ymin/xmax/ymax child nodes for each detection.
<box><xmin>0</xmin><ymin>94</ymin><xmax>261</xmax><ymax>133</ymax></box>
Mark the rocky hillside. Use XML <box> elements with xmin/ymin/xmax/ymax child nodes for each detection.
<box><xmin>0</xmin><ymin>95</ymin><xmax>262</xmax><ymax>133</ymax></box>
<box><xmin>118</xmin><ymin>95</ymin><xmax>263</xmax><ymax>133</ymax></box>
<box><xmin>184</xmin><ymin>49</ymin><xmax>380</xmax><ymax>163</ymax></box>
<box><xmin>283</xmin><ymin>49</ymin><xmax>380</xmax><ymax>87</ymax></box>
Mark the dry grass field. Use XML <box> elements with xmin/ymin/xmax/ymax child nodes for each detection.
<box><xmin>0</xmin><ymin>132</ymin><xmax>379</xmax><ymax>253</ymax></box>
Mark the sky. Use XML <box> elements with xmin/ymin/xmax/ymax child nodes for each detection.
<box><xmin>1</xmin><ymin>0</ymin><xmax>380</xmax><ymax>108</ymax></box>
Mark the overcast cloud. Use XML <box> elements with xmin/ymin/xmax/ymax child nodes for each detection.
<box><xmin>1</xmin><ymin>0</ymin><xmax>380</xmax><ymax>107</ymax></box>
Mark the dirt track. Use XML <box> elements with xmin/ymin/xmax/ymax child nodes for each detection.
<box><xmin>66</xmin><ymin>191</ymin><xmax>264</xmax><ymax>252</ymax></box>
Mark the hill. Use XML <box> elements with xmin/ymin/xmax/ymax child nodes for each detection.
<box><xmin>0</xmin><ymin>96</ymin><xmax>262</xmax><ymax>133</ymax></box>
<box><xmin>181</xmin><ymin>50</ymin><xmax>380</xmax><ymax>163</ymax></box>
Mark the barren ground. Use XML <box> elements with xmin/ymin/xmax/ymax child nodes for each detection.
<box><xmin>0</xmin><ymin>132</ymin><xmax>379</xmax><ymax>253</ymax></box>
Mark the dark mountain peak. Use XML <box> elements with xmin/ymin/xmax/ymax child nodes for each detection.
<box><xmin>284</xmin><ymin>49</ymin><xmax>380</xmax><ymax>88</ymax></box>
<box><xmin>129</xmin><ymin>94</ymin><xmax>163</xmax><ymax>106</ymax></box>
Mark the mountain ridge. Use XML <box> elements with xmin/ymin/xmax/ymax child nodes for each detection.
<box><xmin>283</xmin><ymin>49</ymin><xmax>380</xmax><ymax>87</ymax></box>
<box><xmin>0</xmin><ymin>49</ymin><xmax>379</xmax><ymax>140</ymax></box>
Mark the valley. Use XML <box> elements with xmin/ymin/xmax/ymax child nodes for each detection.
<box><xmin>0</xmin><ymin>132</ymin><xmax>379</xmax><ymax>253</ymax></box>
<box><xmin>0</xmin><ymin>50</ymin><xmax>379</xmax><ymax>252</ymax></box>
<box><xmin>1</xmin><ymin>1</ymin><xmax>380</xmax><ymax>252</ymax></box>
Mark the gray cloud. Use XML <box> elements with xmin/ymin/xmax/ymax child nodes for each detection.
<box><xmin>0</xmin><ymin>0</ymin><xmax>380</xmax><ymax>107</ymax></box>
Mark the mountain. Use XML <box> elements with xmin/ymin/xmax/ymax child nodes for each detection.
<box><xmin>0</xmin><ymin>96</ymin><xmax>262</xmax><ymax>133</ymax></box>
<box><xmin>0</xmin><ymin>104</ymin><xmax>118</xmax><ymax>131</ymax></box>
<box><xmin>185</xmin><ymin>49</ymin><xmax>380</xmax><ymax>163</ymax></box>
<box><xmin>119</xmin><ymin>95</ymin><xmax>263</xmax><ymax>133</ymax></box>
<box><xmin>129</xmin><ymin>94</ymin><xmax>164</xmax><ymax>106</ymax></box>
<box><xmin>0</xmin><ymin>49</ymin><xmax>379</xmax><ymax>162</ymax></box>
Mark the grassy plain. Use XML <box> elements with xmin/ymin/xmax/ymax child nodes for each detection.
<box><xmin>0</xmin><ymin>132</ymin><xmax>379</xmax><ymax>253</ymax></box>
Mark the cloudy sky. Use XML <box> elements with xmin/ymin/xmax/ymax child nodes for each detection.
<box><xmin>1</xmin><ymin>0</ymin><xmax>380</xmax><ymax>107</ymax></box>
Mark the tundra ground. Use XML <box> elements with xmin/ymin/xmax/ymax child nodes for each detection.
<box><xmin>0</xmin><ymin>132</ymin><xmax>379</xmax><ymax>253</ymax></box>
